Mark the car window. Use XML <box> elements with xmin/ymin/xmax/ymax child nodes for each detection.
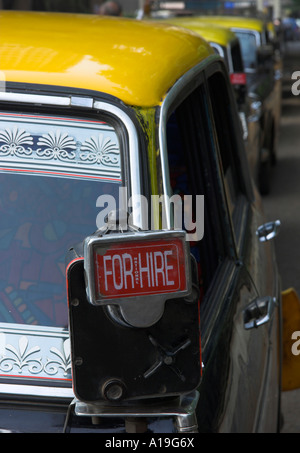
<box><xmin>165</xmin><ymin>67</ymin><xmax>249</xmax><ymax>297</ymax></box>
<box><xmin>231</xmin><ymin>41</ymin><xmax>244</xmax><ymax>73</ymax></box>
<box><xmin>235</xmin><ymin>31</ymin><xmax>257</xmax><ymax>70</ymax></box>
<box><xmin>207</xmin><ymin>71</ymin><xmax>247</xmax><ymax>219</ymax></box>
<box><xmin>0</xmin><ymin>112</ymin><xmax>122</xmax><ymax>328</ymax></box>
<box><xmin>166</xmin><ymin>83</ymin><xmax>230</xmax><ymax>299</ymax></box>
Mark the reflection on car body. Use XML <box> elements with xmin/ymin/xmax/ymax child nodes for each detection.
<box><xmin>197</xmin><ymin>15</ymin><xmax>282</xmax><ymax>195</ymax></box>
<box><xmin>0</xmin><ymin>11</ymin><xmax>282</xmax><ymax>433</ymax></box>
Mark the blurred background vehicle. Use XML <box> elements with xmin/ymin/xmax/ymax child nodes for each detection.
<box><xmin>282</xmin><ymin>17</ymin><xmax>300</xmax><ymax>41</ymax></box>
<box><xmin>160</xmin><ymin>16</ymin><xmax>264</xmax><ymax>197</ymax></box>
<box><xmin>189</xmin><ymin>15</ymin><xmax>282</xmax><ymax>195</ymax></box>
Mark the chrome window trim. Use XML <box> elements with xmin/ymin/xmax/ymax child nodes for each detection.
<box><xmin>0</xmin><ymin>92</ymin><xmax>95</xmax><ymax>108</ymax></box>
<box><xmin>231</xmin><ymin>28</ymin><xmax>262</xmax><ymax>47</ymax></box>
<box><xmin>0</xmin><ymin>322</ymin><xmax>69</xmax><ymax>338</ymax></box>
<box><xmin>158</xmin><ymin>54</ymin><xmax>218</xmax><ymax>229</ymax></box>
<box><xmin>226</xmin><ymin>44</ymin><xmax>234</xmax><ymax>74</ymax></box>
<box><xmin>93</xmin><ymin>100</ymin><xmax>143</xmax><ymax>230</ymax></box>
<box><xmin>0</xmin><ymin>92</ymin><xmax>71</xmax><ymax>106</ymax></box>
<box><xmin>0</xmin><ymin>383</ymin><xmax>74</xmax><ymax>399</ymax></box>
<box><xmin>210</xmin><ymin>42</ymin><xmax>225</xmax><ymax>59</ymax></box>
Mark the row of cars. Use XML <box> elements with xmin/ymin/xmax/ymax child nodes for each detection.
<box><xmin>0</xmin><ymin>11</ymin><xmax>282</xmax><ymax>432</ymax></box>
<box><xmin>163</xmin><ymin>15</ymin><xmax>282</xmax><ymax>195</ymax></box>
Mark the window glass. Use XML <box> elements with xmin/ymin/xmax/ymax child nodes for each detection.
<box><xmin>166</xmin><ymin>86</ymin><xmax>226</xmax><ymax>298</ymax></box>
<box><xmin>207</xmin><ymin>72</ymin><xmax>244</xmax><ymax>217</ymax></box>
<box><xmin>0</xmin><ymin>113</ymin><xmax>122</xmax><ymax>327</ymax></box>
<box><xmin>231</xmin><ymin>42</ymin><xmax>245</xmax><ymax>73</ymax></box>
<box><xmin>235</xmin><ymin>31</ymin><xmax>257</xmax><ymax>70</ymax></box>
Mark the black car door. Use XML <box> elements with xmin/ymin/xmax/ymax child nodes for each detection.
<box><xmin>164</xmin><ymin>61</ymin><xmax>280</xmax><ymax>432</ymax></box>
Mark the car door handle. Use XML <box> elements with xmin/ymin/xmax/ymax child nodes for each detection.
<box><xmin>248</xmin><ymin>100</ymin><xmax>262</xmax><ymax>123</ymax></box>
<box><xmin>256</xmin><ymin>220</ymin><xmax>281</xmax><ymax>242</ymax></box>
<box><xmin>244</xmin><ymin>296</ymin><xmax>277</xmax><ymax>330</ymax></box>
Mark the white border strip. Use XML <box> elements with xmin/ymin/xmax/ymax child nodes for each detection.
<box><xmin>0</xmin><ymin>383</ymin><xmax>74</xmax><ymax>399</ymax></box>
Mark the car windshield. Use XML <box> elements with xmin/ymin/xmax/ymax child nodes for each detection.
<box><xmin>235</xmin><ymin>31</ymin><xmax>257</xmax><ymax>70</ymax></box>
<box><xmin>0</xmin><ymin>112</ymin><xmax>122</xmax><ymax>328</ymax></box>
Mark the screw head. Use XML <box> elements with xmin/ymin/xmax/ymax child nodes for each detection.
<box><xmin>74</xmin><ymin>357</ymin><xmax>83</xmax><ymax>366</ymax></box>
<box><xmin>71</xmin><ymin>298</ymin><xmax>80</xmax><ymax>307</ymax></box>
<box><xmin>164</xmin><ymin>356</ymin><xmax>173</xmax><ymax>365</ymax></box>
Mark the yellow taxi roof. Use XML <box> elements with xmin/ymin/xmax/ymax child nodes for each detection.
<box><xmin>163</xmin><ymin>18</ymin><xmax>238</xmax><ymax>47</ymax></box>
<box><xmin>0</xmin><ymin>11</ymin><xmax>214</xmax><ymax>107</ymax></box>
<box><xmin>196</xmin><ymin>15</ymin><xmax>266</xmax><ymax>33</ymax></box>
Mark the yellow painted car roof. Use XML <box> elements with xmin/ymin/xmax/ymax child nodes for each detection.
<box><xmin>163</xmin><ymin>18</ymin><xmax>238</xmax><ymax>47</ymax></box>
<box><xmin>196</xmin><ymin>15</ymin><xmax>266</xmax><ymax>33</ymax></box>
<box><xmin>0</xmin><ymin>11</ymin><xmax>214</xmax><ymax>107</ymax></box>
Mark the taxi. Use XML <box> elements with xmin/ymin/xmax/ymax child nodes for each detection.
<box><xmin>197</xmin><ymin>15</ymin><xmax>282</xmax><ymax>195</ymax></box>
<box><xmin>0</xmin><ymin>11</ymin><xmax>282</xmax><ymax>433</ymax></box>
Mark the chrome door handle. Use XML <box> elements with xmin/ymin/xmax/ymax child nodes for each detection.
<box><xmin>244</xmin><ymin>296</ymin><xmax>277</xmax><ymax>330</ymax></box>
<box><xmin>256</xmin><ymin>220</ymin><xmax>281</xmax><ymax>242</ymax></box>
<box><xmin>248</xmin><ymin>100</ymin><xmax>262</xmax><ymax>123</ymax></box>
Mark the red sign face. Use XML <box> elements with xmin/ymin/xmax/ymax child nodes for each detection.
<box><xmin>94</xmin><ymin>238</ymin><xmax>187</xmax><ymax>299</ymax></box>
<box><xmin>230</xmin><ymin>73</ymin><xmax>247</xmax><ymax>85</ymax></box>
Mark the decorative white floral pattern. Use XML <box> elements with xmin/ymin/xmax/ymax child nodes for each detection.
<box><xmin>0</xmin><ymin>128</ymin><xmax>34</xmax><ymax>157</ymax></box>
<box><xmin>80</xmin><ymin>134</ymin><xmax>120</xmax><ymax>166</ymax></box>
<box><xmin>0</xmin><ymin>336</ymin><xmax>43</xmax><ymax>374</ymax></box>
<box><xmin>0</xmin><ymin>127</ymin><xmax>120</xmax><ymax>168</ymax></box>
<box><xmin>44</xmin><ymin>340</ymin><xmax>71</xmax><ymax>377</ymax></box>
<box><xmin>0</xmin><ymin>332</ymin><xmax>71</xmax><ymax>379</ymax></box>
<box><xmin>37</xmin><ymin>130</ymin><xmax>77</xmax><ymax>161</ymax></box>
<box><xmin>0</xmin><ymin>122</ymin><xmax>121</xmax><ymax>180</ymax></box>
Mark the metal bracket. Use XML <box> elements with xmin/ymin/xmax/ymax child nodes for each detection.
<box><xmin>71</xmin><ymin>391</ymin><xmax>199</xmax><ymax>433</ymax></box>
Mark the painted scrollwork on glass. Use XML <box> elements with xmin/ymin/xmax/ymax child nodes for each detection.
<box><xmin>0</xmin><ymin>336</ymin><xmax>43</xmax><ymax>375</ymax></box>
<box><xmin>0</xmin><ymin>116</ymin><xmax>122</xmax><ymax>180</ymax></box>
<box><xmin>80</xmin><ymin>134</ymin><xmax>120</xmax><ymax>166</ymax></box>
<box><xmin>0</xmin><ymin>128</ymin><xmax>34</xmax><ymax>157</ymax></box>
<box><xmin>44</xmin><ymin>339</ymin><xmax>71</xmax><ymax>377</ymax></box>
<box><xmin>37</xmin><ymin>130</ymin><xmax>77</xmax><ymax>161</ymax></box>
<box><xmin>0</xmin><ymin>330</ymin><xmax>72</xmax><ymax>380</ymax></box>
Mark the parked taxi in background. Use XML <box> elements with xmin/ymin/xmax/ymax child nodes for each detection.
<box><xmin>197</xmin><ymin>15</ymin><xmax>282</xmax><ymax>195</ymax></box>
<box><xmin>0</xmin><ymin>11</ymin><xmax>282</xmax><ymax>433</ymax></box>
<box><xmin>160</xmin><ymin>17</ymin><xmax>261</xmax><ymax>193</ymax></box>
<box><xmin>162</xmin><ymin>19</ymin><xmax>247</xmax><ymax>107</ymax></box>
